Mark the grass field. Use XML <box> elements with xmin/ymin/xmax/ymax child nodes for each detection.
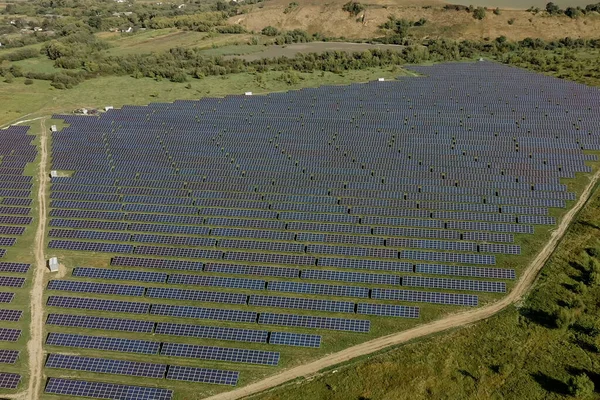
<box><xmin>250</xmin><ymin>176</ymin><xmax>600</xmax><ymax>400</ymax></box>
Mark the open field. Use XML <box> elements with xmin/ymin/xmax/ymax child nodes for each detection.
<box><xmin>4</xmin><ymin>61</ymin><xmax>594</xmax><ymax>400</ymax></box>
<box><xmin>251</xmin><ymin>173</ymin><xmax>600</xmax><ymax>400</ymax></box>
<box><xmin>231</xmin><ymin>0</ymin><xmax>600</xmax><ymax>41</ymax></box>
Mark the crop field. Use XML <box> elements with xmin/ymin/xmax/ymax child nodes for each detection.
<box><xmin>1</xmin><ymin>61</ymin><xmax>600</xmax><ymax>399</ymax></box>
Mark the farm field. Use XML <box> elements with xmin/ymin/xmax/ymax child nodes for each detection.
<box><xmin>0</xmin><ymin>61</ymin><xmax>593</xmax><ymax>400</ymax></box>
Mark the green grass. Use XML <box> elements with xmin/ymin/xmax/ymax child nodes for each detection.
<box><xmin>250</xmin><ymin>181</ymin><xmax>600</xmax><ymax>400</ymax></box>
<box><xmin>0</xmin><ymin>67</ymin><xmax>408</xmax><ymax>126</ymax></box>
<box><xmin>12</xmin><ymin>57</ymin><xmax>61</xmax><ymax>74</ymax></box>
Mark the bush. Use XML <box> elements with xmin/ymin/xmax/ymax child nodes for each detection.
<box><xmin>493</xmin><ymin>7</ymin><xmax>501</xmax><ymax>15</ymax></box>
<box><xmin>342</xmin><ymin>1</ymin><xmax>365</xmax><ymax>16</ymax></box>
<box><xmin>508</xmin><ymin>18</ymin><xmax>515</xmax><ymax>25</ymax></box>
<box><xmin>565</xmin><ymin>7</ymin><xmax>582</xmax><ymax>18</ymax></box>
<box><xmin>554</xmin><ymin>307</ymin><xmax>575</xmax><ymax>329</ymax></box>
<box><xmin>546</xmin><ymin>2</ymin><xmax>561</xmax><ymax>14</ymax></box>
<box><xmin>473</xmin><ymin>7</ymin><xmax>486</xmax><ymax>20</ymax></box>
<box><xmin>261</xmin><ymin>26</ymin><xmax>279</xmax><ymax>36</ymax></box>
<box><xmin>3</xmin><ymin>73</ymin><xmax>14</xmax><ymax>83</ymax></box>
<box><xmin>24</xmin><ymin>79</ymin><xmax>33</xmax><ymax>85</ymax></box>
<box><xmin>568</xmin><ymin>373</ymin><xmax>594</xmax><ymax>397</ymax></box>
<box><xmin>283</xmin><ymin>2</ymin><xmax>298</xmax><ymax>14</ymax></box>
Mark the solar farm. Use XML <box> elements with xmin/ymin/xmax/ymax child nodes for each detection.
<box><xmin>1</xmin><ymin>61</ymin><xmax>600</xmax><ymax>399</ymax></box>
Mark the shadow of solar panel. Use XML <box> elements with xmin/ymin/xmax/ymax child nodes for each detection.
<box><xmin>203</xmin><ymin>263</ymin><xmax>300</xmax><ymax>278</ymax></box>
<box><xmin>46</xmin><ymin>333</ymin><xmax>160</xmax><ymax>354</ymax></box>
<box><xmin>45</xmin><ymin>354</ymin><xmax>167</xmax><ymax>378</ymax></box>
<box><xmin>268</xmin><ymin>332</ymin><xmax>321</xmax><ymax>348</ymax></box>
<box><xmin>0</xmin><ymin>328</ymin><xmax>21</xmax><ymax>342</ymax></box>
<box><xmin>0</xmin><ymin>309</ymin><xmax>22</xmax><ymax>321</ymax></box>
<box><xmin>357</xmin><ymin>303</ymin><xmax>420</xmax><ymax>318</ymax></box>
<box><xmin>46</xmin><ymin>314</ymin><xmax>155</xmax><ymax>333</ymax></box>
<box><xmin>155</xmin><ymin>322</ymin><xmax>268</xmax><ymax>343</ymax></box>
<box><xmin>0</xmin><ymin>350</ymin><xmax>19</xmax><ymax>364</ymax></box>
<box><xmin>166</xmin><ymin>366</ymin><xmax>239</xmax><ymax>386</ymax></box>
<box><xmin>249</xmin><ymin>295</ymin><xmax>355</xmax><ymax>313</ymax></box>
<box><xmin>258</xmin><ymin>313</ymin><xmax>370</xmax><ymax>332</ymax></box>
<box><xmin>150</xmin><ymin>304</ymin><xmax>257</xmax><ymax>323</ymax></box>
<box><xmin>371</xmin><ymin>288</ymin><xmax>478</xmax><ymax>306</ymax></box>
<box><xmin>267</xmin><ymin>281</ymin><xmax>369</xmax><ymax>298</ymax></box>
<box><xmin>45</xmin><ymin>378</ymin><xmax>173</xmax><ymax>400</ymax></box>
<box><xmin>0</xmin><ymin>372</ymin><xmax>20</xmax><ymax>389</ymax></box>
<box><xmin>168</xmin><ymin>274</ymin><xmax>265</xmax><ymax>290</ymax></box>
<box><xmin>0</xmin><ymin>277</ymin><xmax>25</xmax><ymax>288</ymax></box>
<box><xmin>47</xmin><ymin>296</ymin><xmax>151</xmax><ymax>314</ymax></box>
<box><xmin>403</xmin><ymin>276</ymin><xmax>507</xmax><ymax>293</ymax></box>
<box><xmin>111</xmin><ymin>256</ymin><xmax>203</xmax><ymax>271</ymax></box>
<box><xmin>47</xmin><ymin>280</ymin><xmax>145</xmax><ymax>296</ymax></box>
<box><xmin>146</xmin><ymin>287</ymin><xmax>248</xmax><ymax>305</ymax></box>
<box><xmin>160</xmin><ymin>343</ymin><xmax>280</xmax><ymax>366</ymax></box>
<box><xmin>72</xmin><ymin>267</ymin><xmax>167</xmax><ymax>283</ymax></box>
<box><xmin>415</xmin><ymin>264</ymin><xmax>516</xmax><ymax>279</ymax></box>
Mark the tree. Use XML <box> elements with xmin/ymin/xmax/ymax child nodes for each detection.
<box><xmin>473</xmin><ymin>7</ymin><xmax>486</xmax><ymax>20</ymax></box>
<box><xmin>565</xmin><ymin>7</ymin><xmax>582</xmax><ymax>18</ymax></box>
<box><xmin>546</xmin><ymin>2</ymin><xmax>561</xmax><ymax>14</ymax></box>
<box><xmin>342</xmin><ymin>1</ymin><xmax>365</xmax><ymax>16</ymax></box>
<box><xmin>493</xmin><ymin>7</ymin><xmax>501</xmax><ymax>15</ymax></box>
<box><xmin>261</xmin><ymin>26</ymin><xmax>279</xmax><ymax>36</ymax></box>
<box><xmin>554</xmin><ymin>307</ymin><xmax>575</xmax><ymax>329</ymax></box>
<box><xmin>568</xmin><ymin>373</ymin><xmax>594</xmax><ymax>397</ymax></box>
<box><xmin>87</xmin><ymin>16</ymin><xmax>103</xmax><ymax>30</ymax></box>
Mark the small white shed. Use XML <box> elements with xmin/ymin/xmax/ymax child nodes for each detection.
<box><xmin>49</xmin><ymin>257</ymin><xmax>59</xmax><ymax>272</ymax></box>
<box><xmin>50</xmin><ymin>170</ymin><xmax>58</xmax><ymax>178</ymax></box>
<box><xmin>378</xmin><ymin>78</ymin><xmax>385</xmax><ymax>82</ymax></box>
<box><xmin>50</xmin><ymin>125</ymin><xmax>57</xmax><ymax>132</ymax></box>
<box><xmin>244</xmin><ymin>92</ymin><xmax>253</xmax><ymax>96</ymax></box>
<box><xmin>105</xmin><ymin>106</ymin><xmax>114</xmax><ymax>111</ymax></box>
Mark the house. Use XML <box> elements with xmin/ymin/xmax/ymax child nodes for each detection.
<box><xmin>50</xmin><ymin>125</ymin><xmax>57</xmax><ymax>132</ymax></box>
<box><xmin>49</xmin><ymin>257</ymin><xmax>59</xmax><ymax>272</ymax></box>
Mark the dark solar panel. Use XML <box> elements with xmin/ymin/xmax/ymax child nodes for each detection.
<box><xmin>160</xmin><ymin>342</ymin><xmax>280</xmax><ymax>366</ymax></box>
<box><xmin>45</xmin><ymin>353</ymin><xmax>167</xmax><ymax>378</ymax></box>
<box><xmin>45</xmin><ymin>378</ymin><xmax>173</xmax><ymax>400</ymax></box>
<box><xmin>166</xmin><ymin>365</ymin><xmax>239</xmax><ymax>386</ymax></box>
<box><xmin>46</xmin><ymin>332</ymin><xmax>160</xmax><ymax>354</ymax></box>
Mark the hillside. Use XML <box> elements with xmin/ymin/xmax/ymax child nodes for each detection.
<box><xmin>230</xmin><ymin>0</ymin><xmax>600</xmax><ymax>41</ymax></box>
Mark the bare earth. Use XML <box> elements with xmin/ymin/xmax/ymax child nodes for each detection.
<box><xmin>204</xmin><ymin>168</ymin><xmax>600</xmax><ymax>400</ymax></box>
<box><xmin>26</xmin><ymin>117</ymin><xmax>48</xmax><ymax>400</ymax></box>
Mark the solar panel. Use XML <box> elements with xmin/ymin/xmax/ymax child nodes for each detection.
<box><xmin>155</xmin><ymin>322</ymin><xmax>268</xmax><ymax>343</ymax></box>
<box><xmin>46</xmin><ymin>313</ymin><xmax>155</xmax><ymax>333</ymax></box>
<box><xmin>414</xmin><ymin>264</ymin><xmax>516</xmax><ymax>279</ymax></box>
<box><xmin>72</xmin><ymin>267</ymin><xmax>167</xmax><ymax>283</ymax></box>
<box><xmin>0</xmin><ymin>349</ymin><xmax>19</xmax><ymax>364</ymax></box>
<box><xmin>0</xmin><ymin>328</ymin><xmax>21</xmax><ymax>342</ymax></box>
<box><xmin>402</xmin><ymin>276</ymin><xmax>507</xmax><ymax>293</ymax></box>
<box><xmin>267</xmin><ymin>281</ymin><xmax>369</xmax><ymax>298</ymax></box>
<box><xmin>301</xmin><ymin>269</ymin><xmax>401</xmax><ymax>285</ymax></box>
<box><xmin>47</xmin><ymin>280</ymin><xmax>145</xmax><ymax>296</ymax></box>
<box><xmin>146</xmin><ymin>287</ymin><xmax>248</xmax><ymax>305</ymax></box>
<box><xmin>268</xmin><ymin>332</ymin><xmax>321</xmax><ymax>348</ymax></box>
<box><xmin>166</xmin><ymin>365</ymin><xmax>239</xmax><ymax>385</ymax></box>
<box><xmin>111</xmin><ymin>256</ymin><xmax>203</xmax><ymax>271</ymax></box>
<box><xmin>45</xmin><ymin>378</ymin><xmax>173</xmax><ymax>400</ymax></box>
<box><xmin>356</xmin><ymin>303</ymin><xmax>420</xmax><ymax>318</ymax></box>
<box><xmin>258</xmin><ymin>313</ymin><xmax>370</xmax><ymax>332</ymax></box>
<box><xmin>0</xmin><ymin>309</ymin><xmax>23</xmax><ymax>321</ymax></box>
<box><xmin>0</xmin><ymin>292</ymin><xmax>15</xmax><ymax>303</ymax></box>
<box><xmin>46</xmin><ymin>332</ymin><xmax>160</xmax><ymax>354</ymax></box>
<box><xmin>371</xmin><ymin>288</ymin><xmax>478</xmax><ymax>306</ymax></box>
<box><xmin>45</xmin><ymin>353</ymin><xmax>167</xmax><ymax>378</ymax></box>
<box><xmin>150</xmin><ymin>304</ymin><xmax>257</xmax><ymax>323</ymax></box>
<box><xmin>203</xmin><ymin>263</ymin><xmax>300</xmax><ymax>278</ymax></box>
<box><xmin>47</xmin><ymin>296</ymin><xmax>150</xmax><ymax>314</ymax></box>
<box><xmin>167</xmin><ymin>274</ymin><xmax>265</xmax><ymax>290</ymax></box>
<box><xmin>160</xmin><ymin>342</ymin><xmax>280</xmax><ymax>366</ymax></box>
<box><xmin>0</xmin><ymin>276</ymin><xmax>25</xmax><ymax>288</ymax></box>
<box><xmin>249</xmin><ymin>294</ymin><xmax>355</xmax><ymax>313</ymax></box>
<box><xmin>0</xmin><ymin>373</ymin><xmax>21</xmax><ymax>389</ymax></box>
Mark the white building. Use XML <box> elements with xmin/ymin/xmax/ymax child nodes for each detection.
<box><xmin>378</xmin><ymin>78</ymin><xmax>385</xmax><ymax>82</ymax></box>
<box><xmin>49</xmin><ymin>257</ymin><xmax>59</xmax><ymax>272</ymax></box>
<box><xmin>244</xmin><ymin>92</ymin><xmax>253</xmax><ymax>96</ymax></box>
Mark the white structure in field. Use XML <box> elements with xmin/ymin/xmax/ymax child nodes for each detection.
<box><xmin>50</xmin><ymin>125</ymin><xmax>57</xmax><ymax>132</ymax></box>
<box><xmin>245</xmin><ymin>92</ymin><xmax>253</xmax><ymax>96</ymax></box>
<box><xmin>105</xmin><ymin>106</ymin><xmax>114</xmax><ymax>111</ymax></box>
<box><xmin>378</xmin><ymin>78</ymin><xmax>385</xmax><ymax>82</ymax></box>
<box><xmin>50</xmin><ymin>170</ymin><xmax>58</xmax><ymax>178</ymax></box>
<box><xmin>49</xmin><ymin>257</ymin><xmax>59</xmax><ymax>272</ymax></box>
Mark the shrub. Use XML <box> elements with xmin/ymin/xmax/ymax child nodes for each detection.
<box><xmin>568</xmin><ymin>373</ymin><xmax>594</xmax><ymax>397</ymax></box>
<box><xmin>342</xmin><ymin>1</ymin><xmax>365</xmax><ymax>16</ymax></box>
<box><xmin>508</xmin><ymin>18</ymin><xmax>515</xmax><ymax>25</ymax></box>
<box><xmin>261</xmin><ymin>26</ymin><xmax>279</xmax><ymax>36</ymax></box>
<box><xmin>546</xmin><ymin>2</ymin><xmax>561</xmax><ymax>14</ymax></box>
<box><xmin>493</xmin><ymin>7</ymin><xmax>501</xmax><ymax>15</ymax></box>
<box><xmin>473</xmin><ymin>7</ymin><xmax>486</xmax><ymax>19</ymax></box>
<box><xmin>24</xmin><ymin>79</ymin><xmax>33</xmax><ymax>85</ymax></box>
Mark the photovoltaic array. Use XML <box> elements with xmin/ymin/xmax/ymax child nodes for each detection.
<box><xmin>44</xmin><ymin>62</ymin><xmax>600</xmax><ymax>396</ymax></box>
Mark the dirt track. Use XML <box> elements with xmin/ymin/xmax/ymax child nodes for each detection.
<box><xmin>26</xmin><ymin>118</ymin><xmax>48</xmax><ymax>400</ymax></box>
<box><xmin>204</xmin><ymin>168</ymin><xmax>600</xmax><ymax>400</ymax></box>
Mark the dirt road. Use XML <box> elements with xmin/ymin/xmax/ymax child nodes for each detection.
<box><xmin>205</xmin><ymin>169</ymin><xmax>600</xmax><ymax>400</ymax></box>
<box><xmin>26</xmin><ymin>118</ymin><xmax>49</xmax><ymax>400</ymax></box>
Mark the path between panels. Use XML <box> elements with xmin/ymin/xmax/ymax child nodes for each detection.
<box><xmin>204</xmin><ymin>168</ymin><xmax>600</xmax><ymax>400</ymax></box>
